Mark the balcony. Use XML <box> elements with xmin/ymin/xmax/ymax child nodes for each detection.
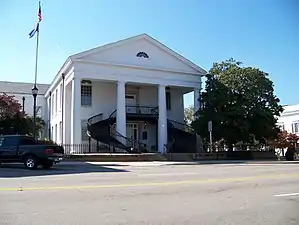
<box><xmin>126</xmin><ymin>105</ymin><xmax>158</xmax><ymax>120</ymax></box>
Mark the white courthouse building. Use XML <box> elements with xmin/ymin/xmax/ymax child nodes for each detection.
<box><xmin>277</xmin><ymin>104</ymin><xmax>299</xmax><ymax>134</ymax></box>
<box><xmin>4</xmin><ymin>34</ymin><xmax>207</xmax><ymax>154</ymax></box>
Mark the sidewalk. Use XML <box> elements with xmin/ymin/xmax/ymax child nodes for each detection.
<box><xmin>62</xmin><ymin>160</ymin><xmax>299</xmax><ymax>167</ymax></box>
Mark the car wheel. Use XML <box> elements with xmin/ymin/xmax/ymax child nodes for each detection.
<box><xmin>42</xmin><ymin>161</ymin><xmax>53</xmax><ymax>169</ymax></box>
<box><xmin>24</xmin><ymin>155</ymin><xmax>38</xmax><ymax>170</ymax></box>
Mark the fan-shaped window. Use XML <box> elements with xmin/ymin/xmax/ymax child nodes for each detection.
<box><xmin>136</xmin><ymin>52</ymin><xmax>149</xmax><ymax>58</ymax></box>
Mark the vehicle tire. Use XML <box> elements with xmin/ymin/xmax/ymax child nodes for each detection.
<box><xmin>42</xmin><ymin>161</ymin><xmax>53</xmax><ymax>169</ymax></box>
<box><xmin>24</xmin><ymin>155</ymin><xmax>38</xmax><ymax>170</ymax></box>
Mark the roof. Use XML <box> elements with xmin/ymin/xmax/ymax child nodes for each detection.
<box><xmin>71</xmin><ymin>33</ymin><xmax>207</xmax><ymax>75</ymax></box>
<box><xmin>0</xmin><ymin>81</ymin><xmax>50</xmax><ymax>95</ymax></box>
<box><xmin>45</xmin><ymin>33</ymin><xmax>207</xmax><ymax>96</ymax></box>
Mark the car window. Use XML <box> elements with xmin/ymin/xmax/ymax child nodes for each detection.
<box><xmin>0</xmin><ymin>137</ymin><xmax>4</xmax><ymax>147</ymax></box>
<box><xmin>19</xmin><ymin>138</ymin><xmax>36</xmax><ymax>145</ymax></box>
<box><xmin>2</xmin><ymin>137</ymin><xmax>17</xmax><ymax>147</ymax></box>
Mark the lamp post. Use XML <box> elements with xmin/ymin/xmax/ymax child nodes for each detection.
<box><xmin>61</xmin><ymin>73</ymin><xmax>65</xmax><ymax>145</ymax></box>
<box><xmin>32</xmin><ymin>85</ymin><xmax>39</xmax><ymax>140</ymax></box>
<box><xmin>22</xmin><ymin>97</ymin><xmax>25</xmax><ymax>114</ymax></box>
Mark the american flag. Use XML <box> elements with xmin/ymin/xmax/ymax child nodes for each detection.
<box><xmin>38</xmin><ymin>1</ymin><xmax>42</xmax><ymax>22</ymax></box>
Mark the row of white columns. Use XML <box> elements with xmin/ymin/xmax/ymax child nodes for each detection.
<box><xmin>69</xmin><ymin>78</ymin><xmax>201</xmax><ymax>154</ymax></box>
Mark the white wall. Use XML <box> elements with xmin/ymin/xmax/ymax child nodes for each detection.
<box><xmin>77</xmin><ymin>38</ymin><xmax>201</xmax><ymax>74</ymax></box>
<box><xmin>81</xmin><ymin>81</ymin><xmax>117</xmax><ymax>120</ymax></box>
<box><xmin>47</xmin><ymin>79</ymin><xmax>64</xmax><ymax>143</ymax></box>
<box><xmin>277</xmin><ymin>104</ymin><xmax>299</xmax><ymax>134</ymax></box>
<box><xmin>13</xmin><ymin>93</ymin><xmax>46</xmax><ymax>118</ymax></box>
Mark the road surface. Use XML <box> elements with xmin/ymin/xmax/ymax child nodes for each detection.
<box><xmin>1</xmin><ymin>161</ymin><xmax>299</xmax><ymax>225</ymax></box>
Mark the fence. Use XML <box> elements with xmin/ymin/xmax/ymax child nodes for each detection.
<box><xmin>61</xmin><ymin>143</ymin><xmax>127</xmax><ymax>155</ymax></box>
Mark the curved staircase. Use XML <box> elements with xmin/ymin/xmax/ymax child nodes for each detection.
<box><xmin>87</xmin><ymin>106</ymin><xmax>203</xmax><ymax>153</ymax></box>
<box><xmin>87</xmin><ymin>110</ymin><xmax>147</xmax><ymax>153</ymax></box>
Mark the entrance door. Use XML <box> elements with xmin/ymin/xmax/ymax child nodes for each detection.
<box><xmin>125</xmin><ymin>94</ymin><xmax>137</xmax><ymax>113</ymax></box>
<box><xmin>126</xmin><ymin>123</ymin><xmax>138</xmax><ymax>148</ymax></box>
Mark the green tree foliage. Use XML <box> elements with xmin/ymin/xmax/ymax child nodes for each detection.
<box><xmin>184</xmin><ymin>105</ymin><xmax>194</xmax><ymax>125</ymax></box>
<box><xmin>0</xmin><ymin>93</ymin><xmax>45</xmax><ymax>137</ymax></box>
<box><xmin>193</xmin><ymin>58</ymin><xmax>283</xmax><ymax>151</ymax></box>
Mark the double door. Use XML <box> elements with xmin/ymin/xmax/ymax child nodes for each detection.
<box><xmin>126</xmin><ymin>123</ymin><xmax>138</xmax><ymax>148</ymax></box>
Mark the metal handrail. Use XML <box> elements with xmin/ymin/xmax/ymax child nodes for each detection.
<box><xmin>168</xmin><ymin>119</ymin><xmax>195</xmax><ymax>134</ymax></box>
<box><xmin>87</xmin><ymin>113</ymin><xmax>104</xmax><ymax>125</ymax></box>
<box><xmin>108</xmin><ymin>109</ymin><xmax>117</xmax><ymax>120</ymax></box>
<box><xmin>108</xmin><ymin>108</ymin><xmax>147</xmax><ymax>152</ymax></box>
<box><xmin>126</xmin><ymin>105</ymin><xmax>158</xmax><ymax>116</ymax></box>
<box><xmin>113</xmin><ymin>130</ymin><xmax>147</xmax><ymax>153</ymax></box>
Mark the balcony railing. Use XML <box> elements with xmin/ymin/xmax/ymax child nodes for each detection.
<box><xmin>126</xmin><ymin>105</ymin><xmax>158</xmax><ymax>116</ymax></box>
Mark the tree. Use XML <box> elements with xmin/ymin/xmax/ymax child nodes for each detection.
<box><xmin>184</xmin><ymin>105</ymin><xmax>194</xmax><ymax>125</ymax></box>
<box><xmin>193</xmin><ymin>58</ymin><xmax>283</xmax><ymax>151</ymax></box>
<box><xmin>0</xmin><ymin>93</ymin><xmax>45</xmax><ymax>137</ymax></box>
<box><xmin>272</xmin><ymin>130</ymin><xmax>289</xmax><ymax>149</ymax></box>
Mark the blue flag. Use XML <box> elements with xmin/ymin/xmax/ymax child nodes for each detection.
<box><xmin>29</xmin><ymin>23</ymin><xmax>39</xmax><ymax>38</ymax></box>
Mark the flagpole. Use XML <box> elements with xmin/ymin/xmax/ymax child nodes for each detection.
<box><xmin>32</xmin><ymin>24</ymin><xmax>39</xmax><ymax>140</ymax></box>
<box><xmin>34</xmin><ymin>25</ymin><xmax>40</xmax><ymax>86</ymax></box>
<box><xmin>32</xmin><ymin>0</ymin><xmax>41</xmax><ymax>140</ymax></box>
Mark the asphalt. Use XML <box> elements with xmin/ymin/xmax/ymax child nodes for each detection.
<box><xmin>0</xmin><ymin>161</ymin><xmax>299</xmax><ymax>225</ymax></box>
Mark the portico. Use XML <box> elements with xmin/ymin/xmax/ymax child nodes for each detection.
<box><xmin>45</xmin><ymin>33</ymin><xmax>206</xmax><ymax>154</ymax></box>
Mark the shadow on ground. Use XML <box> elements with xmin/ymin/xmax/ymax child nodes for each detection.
<box><xmin>0</xmin><ymin>162</ymin><xmax>128</xmax><ymax>178</ymax></box>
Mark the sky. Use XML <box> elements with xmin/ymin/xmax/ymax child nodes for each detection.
<box><xmin>0</xmin><ymin>0</ymin><xmax>298</xmax><ymax>107</ymax></box>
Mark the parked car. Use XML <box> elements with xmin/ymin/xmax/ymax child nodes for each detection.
<box><xmin>0</xmin><ymin>135</ymin><xmax>64</xmax><ymax>169</ymax></box>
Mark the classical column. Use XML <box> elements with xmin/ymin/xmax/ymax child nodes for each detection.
<box><xmin>158</xmin><ymin>84</ymin><xmax>167</xmax><ymax>153</ymax></box>
<box><xmin>70</xmin><ymin>78</ymin><xmax>81</xmax><ymax>151</ymax></box>
<box><xmin>194</xmin><ymin>88</ymin><xmax>200</xmax><ymax>119</ymax></box>
<box><xmin>116</xmin><ymin>80</ymin><xmax>126</xmax><ymax>142</ymax></box>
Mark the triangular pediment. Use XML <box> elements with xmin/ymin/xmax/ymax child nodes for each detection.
<box><xmin>71</xmin><ymin>34</ymin><xmax>206</xmax><ymax>75</ymax></box>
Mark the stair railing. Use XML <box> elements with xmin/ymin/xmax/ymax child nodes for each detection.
<box><xmin>108</xmin><ymin>109</ymin><xmax>147</xmax><ymax>153</ymax></box>
<box><xmin>167</xmin><ymin>119</ymin><xmax>195</xmax><ymax>134</ymax></box>
<box><xmin>87</xmin><ymin>113</ymin><xmax>104</xmax><ymax>126</ymax></box>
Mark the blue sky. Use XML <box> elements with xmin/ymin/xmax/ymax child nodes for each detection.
<box><xmin>0</xmin><ymin>0</ymin><xmax>298</xmax><ymax>107</ymax></box>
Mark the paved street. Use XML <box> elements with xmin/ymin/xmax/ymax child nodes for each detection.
<box><xmin>1</xmin><ymin>161</ymin><xmax>299</xmax><ymax>225</ymax></box>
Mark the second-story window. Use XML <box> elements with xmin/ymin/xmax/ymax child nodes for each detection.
<box><xmin>55</xmin><ymin>89</ymin><xmax>58</xmax><ymax>113</ymax></box>
<box><xmin>292</xmin><ymin>122</ymin><xmax>299</xmax><ymax>133</ymax></box>
<box><xmin>81</xmin><ymin>80</ymin><xmax>92</xmax><ymax>106</ymax></box>
<box><xmin>60</xmin><ymin>83</ymin><xmax>63</xmax><ymax>109</ymax></box>
<box><xmin>166</xmin><ymin>87</ymin><xmax>171</xmax><ymax>110</ymax></box>
<box><xmin>51</xmin><ymin>93</ymin><xmax>54</xmax><ymax>116</ymax></box>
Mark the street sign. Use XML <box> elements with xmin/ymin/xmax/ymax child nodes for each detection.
<box><xmin>208</xmin><ymin>121</ymin><xmax>212</xmax><ymax>132</ymax></box>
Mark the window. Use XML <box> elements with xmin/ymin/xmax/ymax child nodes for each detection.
<box><xmin>54</xmin><ymin>124</ymin><xmax>58</xmax><ymax>143</ymax></box>
<box><xmin>278</xmin><ymin>123</ymin><xmax>285</xmax><ymax>131</ymax></box>
<box><xmin>36</xmin><ymin>106</ymin><xmax>42</xmax><ymax>118</ymax></box>
<box><xmin>55</xmin><ymin>89</ymin><xmax>58</xmax><ymax>113</ymax></box>
<box><xmin>60</xmin><ymin>83</ymin><xmax>63</xmax><ymax>109</ymax></box>
<box><xmin>51</xmin><ymin>93</ymin><xmax>54</xmax><ymax>116</ymax></box>
<box><xmin>59</xmin><ymin>121</ymin><xmax>62</xmax><ymax>143</ymax></box>
<box><xmin>19</xmin><ymin>137</ymin><xmax>36</xmax><ymax>145</ymax></box>
<box><xmin>166</xmin><ymin>88</ymin><xmax>171</xmax><ymax>110</ymax></box>
<box><xmin>136</xmin><ymin>52</ymin><xmax>149</xmax><ymax>58</ymax></box>
<box><xmin>81</xmin><ymin>80</ymin><xmax>92</xmax><ymax>106</ymax></box>
<box><xmin>51</xmin><ymin>126</ymin><xmax>53</xmax><ymax>140</ymax></box>
<box><xmin>292</xmin><ymin>122</ymin><xmax>299</xmax><ymax>133</ymax></box>
<box><xmin>1</xmin><ymin>137</ymin><xmax>17</xmax><ymax>147</ymax></box>
<box><xmin>81</xmin><ymin>120</ymin><xmax>89</xmax><ymax>141</ymax></box>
